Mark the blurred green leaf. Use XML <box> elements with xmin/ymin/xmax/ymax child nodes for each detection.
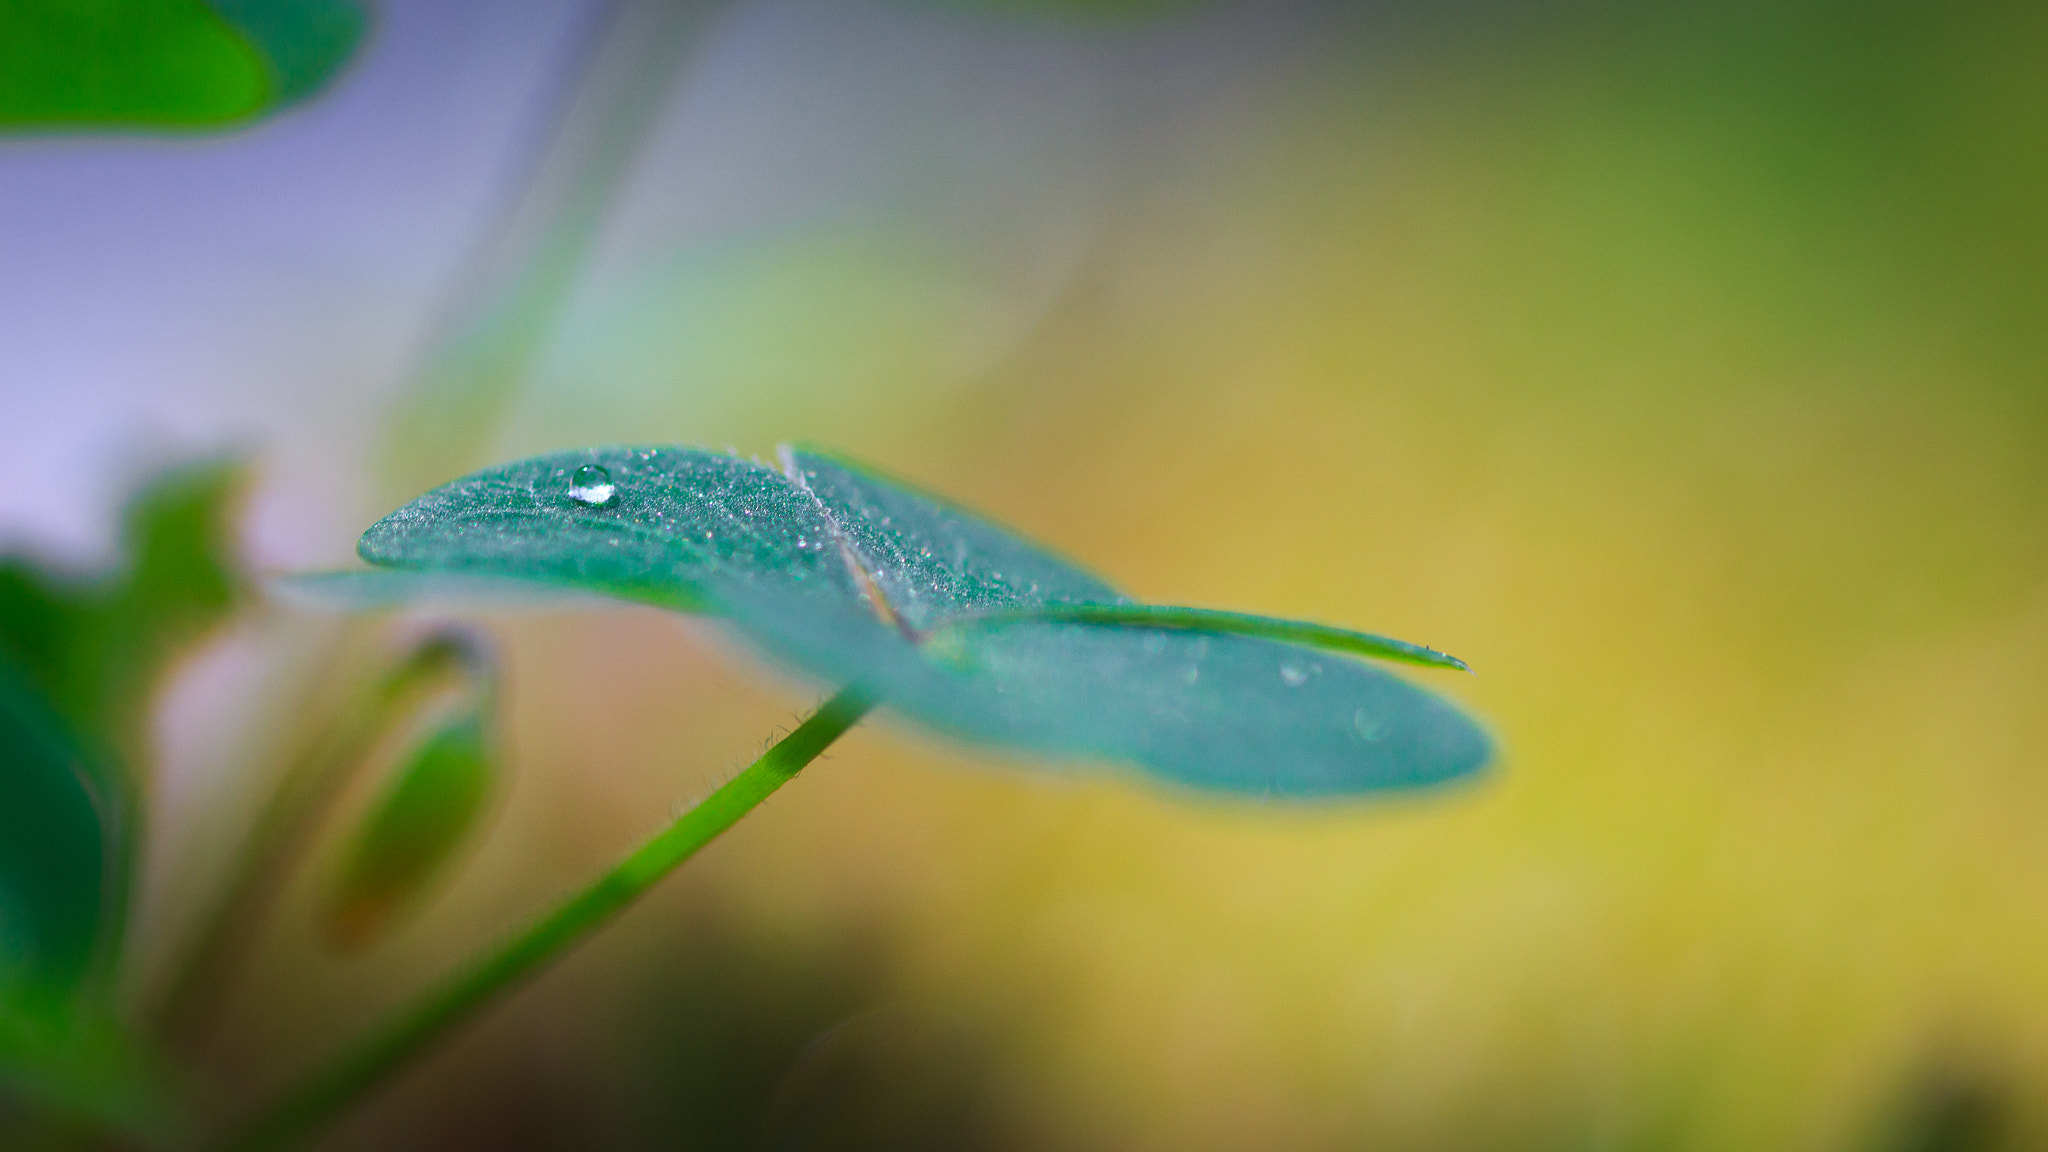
<box><xmin>209</xmin><ymin>0</ymin><xmax>368</xmax><ymax>107</ymax></box>
<box><xmin>0</xmin><ymin>997</ymin><xmax>181</xmax><ymax>1145</ymax></box>
<box><xmin>0</xmin><ymin>668</ymin><xmax>175</xmax><ymax>1144</ymax></box>
<box><xmin>0</xmin><ymin>457</ymin><xmax>246</xmax><ymax>764</ymax></box>
<box><xmin>322</xmin><ymin>700</ymin><xmax>497</xmax><ymax>953</ymax></box>
<box><xmin>917</xmin><ymin>0</ymin><xmax>1201</xmax><ymax>17</ymax></box>
<box><xmin>0</xmin><ymin>0</ymin><xmax>365</xmax><ymax>129</ymax></box>
<box><xmin>0</xmin><ymin>655</ymin><xmax>110</xmax><ymax>992</ymax></box>
<box><xmin>309</xmin><ymin>445</ymin><xmax>1489</xmax><ymax>797</ymax></box>
<box><xmin>0</xmin><ymin>457</ymin><xmax>248</xmax><ymax>990</ymax></box>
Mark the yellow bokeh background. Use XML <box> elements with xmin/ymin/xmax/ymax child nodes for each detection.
<box><xmin>143</xmin><ymin>5</ymin><xmax>2048</xmax><ymax>1149</ymax></box>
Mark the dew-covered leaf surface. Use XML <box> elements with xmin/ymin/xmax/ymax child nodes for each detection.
<box><xmin>355</xmin><ymin>448</ymin><xmax>849</xmax><ymax>613</ymax></box>
<box><xmin>781</xmin><ymin>445</ymin><xmax>1123</xmax><ymax>631</ymax></box>
<box><xmin>337</xmin><ymin>445</ymin><xmax>1491</xmax><ymax>797</ymax></box>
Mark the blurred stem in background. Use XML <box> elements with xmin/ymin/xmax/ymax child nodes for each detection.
<box><xmin>150</xmin><ymin>630</ymin><xmax>490</xmax><ymax>1049</ymax></box>
<box><xmin>213</xmin><ymin>685</ymin><xmax>875</xmax><ymax>1152</ymax></box>
<box><xmin>144</xmin><ymin>0</ymin><xmax>728</xmax><ymax>1049</ymax></box>
<box><xmin>378</xmin><ymin>0</ymin><xmax>731</xmax><ymax>503</ymax></box>
<box><xmin>184</xmin><ymin>4</ymin><xmax>760</xmax><ymax>1142</ymax></box>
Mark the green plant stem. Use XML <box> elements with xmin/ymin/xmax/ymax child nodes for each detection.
<box><xmin>211</xmin><ymin>685</ymin><xmax>875</xmax><ymax>1152</ymax></box>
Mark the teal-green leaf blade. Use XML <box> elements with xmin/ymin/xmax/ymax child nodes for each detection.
<box><xmin>779</xmin><ymin>446</ymin><xmax>1125</xmax><ymax>631</ymax></box>
<box><xmin>343</xmin><ymin>445</ymin><xmax>1493</xmax><ymax>798</ymax></box>
<box><xmin>940</xmin><ymin>603</ymin><xmax>1472</xmax><ymax>672</ymax></box>
<box><xmin>718</xmin><ymin>593</ymin><xmax>1491</xmax><ymax>796</ymax></box>
<box><xmin>355</xmin><ymin>447</ymin><xmax>852</xmax><ymax>614</ymax></box>
<box><xmin>898</xmin><ymin>620</ymin><xmax>1488</xmax><ymax>796</ymax></box>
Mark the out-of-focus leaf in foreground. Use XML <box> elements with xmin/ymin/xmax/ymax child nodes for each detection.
<box><xmin>0</xmin><ymin>458</ymin><xmax>248</xmax><ymax>988</ymax></box>
<box><xmin>0</xmin><ymin>656</ymin><xmax>110</xmax><ymax>992</ymax></box>
<box><xmin>0</xmin><ymin>0</ymin><xmax>366</xmax><ymax>130</ymax></box>
<box><xmin>0</xmin><ymin>459</ymin><xmax>246</xmax><ymax>1138</ymax></box>
<box><xmin>0</xmin><ymin>458</ymin><xmax>246</xmax><ymax>759</ymax></box>
<box><xmin>916</xmin><ymin>0</ymin><xmax>1202</xmax><ymax>18</ymax></box>
<box><xmin>209</xmin><ymin>0</ymin><xmax>368</xmax><ymax>107</ymax></box>
<box><xmin>306</xmin><ymin>446</ymin><xmax>1490</xmax><ymax>798</ymax></box>
<box><xmin>322</xmin><ymin>675</ymin><xmax>500</xmax><ymax>952</ymax></box>
<box><xmin>0</xmin><ymin>1000</ymin><xmax>180</xmax><ymax>1144</ymax></box>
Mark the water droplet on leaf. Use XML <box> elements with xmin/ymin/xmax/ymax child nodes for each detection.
<box><xmin>566</xmin><ymin>464</ymin><xmax>617</xmax><ymax>508</ymax></box>
<box><xmin>1352</xmin><ymin>708</ymin><xmax>1384</xmax><ymax>741</ymax></box>
<box><xmin>1280</xmin><ymin>662</ymin><xmax>1308</xmax><ymax>687</ymax></box>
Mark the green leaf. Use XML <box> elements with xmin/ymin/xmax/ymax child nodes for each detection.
<box><xmin>913</xmin><ymin>0</ymin><xmax>1203</xmax><ymax>18</ymax></box>
<box><xmin>0</xmin><ymin>456</ymin><xmax>249</xmax><ymax>988</ymax></box>
<box><xmin>938</xmin><ymin>604</ymin><xmax>1473</xmax><ymax>673</ymax></box>
<box><xmin>0</xmin><ymin>655</ymin><xmax>109</xmax><ymax>991</ymax></box>
<box><xmin>861</xmin><ymin>618</ymin><xmax>1488</xmax><ymax>796</ymax></box>
<box><xmin>0</xmin><ymin>0</ymin><xmax>364</xmax><ymax>130</ymax></box>
<box><xmin>209</xmin><ymin>0</ymin><xmax>368</xmax><ymax>107</ymax></box>
<box><xmin>779</xmin><ymin>445</ymin><xmax>1124</xmax><ymax>631</ymax></box>
<box><xmin>0</xmin><ymin>457</ymin><xmax>247</xmax><ymax>755</ymax></box>
<box><xmin>0</xmin><ymin>997</ymin><xmax>182</xmax><ymax>1142</ymax></box>
<box><xmin>332</xmin><ymin>445</ymin><xmax>1491</xmax><ymax>797</ymax></box>
<box><xmin>354</xmin><ymin>448</ymin><xmax>845</xmax><ymax>613</ymax></box>
<box><xmin>322</xmin><ymin>700</ymin><xmax>497</xmax><ymax>953</ymax></box>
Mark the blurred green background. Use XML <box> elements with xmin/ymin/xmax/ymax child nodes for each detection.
<box><xmin>4</xmin><ymin>0</ymin><xmax>2046</xmax><ymax>1149</ymax></box>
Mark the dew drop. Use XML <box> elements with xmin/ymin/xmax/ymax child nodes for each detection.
<box><xmin>1280</xmin><ymin>661</ymin><xmax>1309</xmax><ymax>687</ymax></box>
<box><xmin>566</xmin><ymin>464</ymin><xmax>617</xmax><ymax>508</ymax></box>
<box><xmin>1352</xmin><ymin>708</ymin><xmax>1385</xmax><ymax>742</ymax></box>
<box><xmin>1182</xmin><ymin>664</ymin><xmax>1200</xmax><ymax>685</ymax></box>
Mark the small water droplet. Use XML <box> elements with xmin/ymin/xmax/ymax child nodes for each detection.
<box><xmin>566</xmin><ymin>464</ymin><xmax>617</xmax><ymax>508</ymax></box>
<box><xmin>1182</xmin><ymin>664</ymin><xmax>1200</xmax><ymax>685</ymax></box>
<box><xmin>1280</xmin><ymin>661</ymin><xmax>1308</xmax><ymax>686</ymax></box>
<box><xmin>1352</xmin><ymin>708</ymin><xmax>1384</xmax><ymax>741</ymax></box>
